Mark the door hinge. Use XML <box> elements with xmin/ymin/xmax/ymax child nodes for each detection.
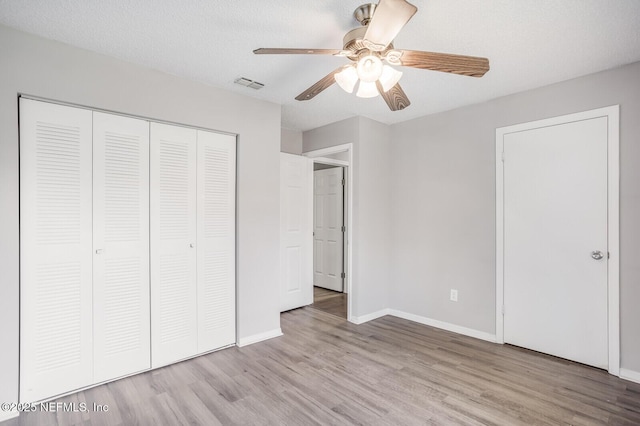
<box><xmin>341</xmin><ymin>225</ymin><xmax>346</xmax><ymax>232</ymax></box>
<box><xmin>502</xmin><ymin>304</ymin><xmax>505</xmax><ymax>315</ymax></box>
<box><xmin>341</xmin><ymin>178</ymin><xmax>345</xmax><ymax>186</ymax></box>
<box><xmin>341</xmin><ymin>272</ymin><xmax>346</xmax><ymax>279</ymax></box>
<box><xmin>608</xmin><ymin>252</ymin><xmax>610</xmax><ymax>259</ymax></box>
<box><xmin>501</xmin><ymin>152</ymin><xmax>505</xmax><ymax>162</ymax></box>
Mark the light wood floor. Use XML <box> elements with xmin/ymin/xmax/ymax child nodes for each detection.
<box><xmin>4</xmin><ymin>308</ymin><xmax>640</xmax><ymax>425</ymax></box>
<box><xmin>310</xmin><ymin>286</ymin><xmax>347</xmax><ymax>319</ymax></box>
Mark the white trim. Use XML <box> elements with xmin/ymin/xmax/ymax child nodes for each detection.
<box><xmin>388</xmin><ymin>310</ymin><xmax>497</xmax><ymax>343</ymax></box>
<box><xmin>237</xmin><ymin>328</ymin><xmax>283</xmax><ymax>347</ymax></box>
<box><xmin>495</xmin><ymin>105</ymin><xmax>620</xmax><ymax>376</ymax></box>
<box><xmin>303</xmin><ymin>143</ymin><xmax>351</xmax><ymax>158</ymax></box>
<box><xmin>607</xmin><ymin>106</ymin><xmax>620</xmax><ymax>376</ymax></box>
<box><xmin>0</xmin><ymin>411</ymin><xmax>19</xmax><ymax>422</ymax></box>
<box><xmin>351</xmin><ymin>308</ymin><xmax>498</xmax><ymax>343</ymax></box>
<box><xmin>304</xmin><ymin>144</ymin><xmax>354</xmax><ymax>323</ymax></box>
<box><xmin>352</xmin><ymin>309</ymin><xmax>390</xmax><ymax>324</ymax></box>
<box><xmin>620</xmin><ymin>368</ymin><xmax>640</xmax><ymax>384</ymax></box>
<box><xmin>312</xmin><ymin>156</ymin><xmax>349</xmax><ymax>167</ymax></box>
<box><xmin>496</xmin><ymin>134</ymin><xmax>505</xmax><ymax>344</ymax></box>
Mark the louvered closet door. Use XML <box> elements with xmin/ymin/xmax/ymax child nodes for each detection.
<box><xmin>150</xmin><ymin>123</ymin><xmax>198</xmax><ymax>367</ymax></box>
<box><xmin>196</xmin><ymin>130</ymin><xmax>236</xmax><ymax>353</ymax></box>
<box><xmin>93</xmin><ymin>112</ymin><xmax>150</xmax><ymax>382</ymax></box>
<box><xmin>19</xmin><ymin>99</ymin><xmax>93</xmax><ymax>402</ymax></box>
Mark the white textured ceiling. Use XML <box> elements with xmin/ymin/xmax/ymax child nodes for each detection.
<box><xmin>1</xmin><ymin>0</ymin><xmax>639</xmax><ymax>131</ymax></box>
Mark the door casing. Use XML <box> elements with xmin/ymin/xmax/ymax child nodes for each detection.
<box><xmin>304</xmin><ymin>144</ymin><xmax>353</xmax><ymax>323</ymax></box>
<box><xmin>495</xmin><ymin>105</ymin><xmax>620</xmax><ymax>376</ymax></box>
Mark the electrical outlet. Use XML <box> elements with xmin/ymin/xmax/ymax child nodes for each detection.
<box><xmin>450</xmin><ymin>289</ymin><xmax>458</xmax><ymax>302</ymax></box>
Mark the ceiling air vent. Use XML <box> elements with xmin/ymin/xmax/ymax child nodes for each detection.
<box><xmin>234</xmin><ymin>77</ymin><xmax>264</xmax><ymax>90</ymax></box>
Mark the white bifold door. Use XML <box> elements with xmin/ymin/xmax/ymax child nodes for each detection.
<box><xmin>151</xmin><ymin>123</ymin><xmax>236</xmax><ymax>367</ymax></box>
<box><xmin>150</xmin><ymin>124</ymin><xmax>198</xmax><ymax>366</ymax></box>
<box><xmin>313</xmin><ymin>167</ymin><xmax>344</xmax><ymax>292</ymax></box>
<box><xmin>196</xmin><ymin>131</ymin><xmax>236</xmax><ymax>353</ymax></box>
<box><xmin>20</xmin><ymin>100</ymin><xmax>151</xmax><ymax>402</ymax></box>
<box><xmin>20</xmin><ymin>100</ymin><xmax>95</xmax><ymax>402</ymax></box>
<box><xmin>20</xmin><ymin>98</ymin><xmax>236</xmax><ymax>402</ymax></box>
<box><xmin>93</xmin><ymin>112</ymin><xmax>151</xmax><ymax>383</ymax></box>
<box><xmin>279</xmin><ymin>153</ymin><xmax>313</xmax><ymax>312</ymax></box>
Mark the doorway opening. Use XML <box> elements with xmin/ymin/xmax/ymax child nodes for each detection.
<box><xmin>304</xmin><ymin>144</ymin><xmax>353</xmax><ymax>322</ymax></box>
<box><xmin>310</xmin><ymin>163</ymin><xmax>347</xmax><ymax>318</ymax></box>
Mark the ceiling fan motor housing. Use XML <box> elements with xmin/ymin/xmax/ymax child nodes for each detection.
<box><xmin>354</xmin><ymin>3</ymin><xmax>377</xmax><ymax>26</ymax></box>
<box><xmin>343</xmin><ymin>26</ymin><xmax>395</xmax><ymax>62</ymax></box>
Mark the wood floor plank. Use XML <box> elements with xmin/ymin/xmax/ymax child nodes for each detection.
<box><xmin>5</xmin><ymin>307</ymin><xmax>640</xmax><ymax>425</ymax></box>
<box><xmin>311</xmin><ymin>286</ymin><xmax>347</xmax><ymax>318</ymax></box>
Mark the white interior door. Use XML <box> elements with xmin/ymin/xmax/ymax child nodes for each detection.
<box><xmin>280</xmin><ymin>153</ymin><xmax>313</xmax><ymax>312</ymax></box>
<box><xmin>19</xmin><ymin>99</ymin><xmax>94</xmax><ymax>402</ymax></box>
<box><xmin>93</xmin><ymin>112</ymin><xmax>150</xmax><ymax>382</ymax></box>
<box><xmin>150</xmin><ymin>122</ymin><xmax>198</xmax><ymax>368</ymax></box>
<box><xmin>502</xmin><ymin>117</ymin><xmax>608</xmax><ymax>369</ymax></box>
<box><xmin>314</xmin><ymin>167</ymin><xmax>344</xmax><ymax>292</ymax></box>
<box><xmin>196</xmin><ymin>130</ymin><xmax>236</xmax><ymax>352</ymax></box>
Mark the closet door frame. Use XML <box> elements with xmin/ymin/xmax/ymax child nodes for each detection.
<box><xmin>19</xmin><ymin>96</ymin><xmax>239</xmax><ymax>402</ymax></box>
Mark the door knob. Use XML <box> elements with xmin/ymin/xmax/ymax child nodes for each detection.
<box><xmin>591</xmin><ymin>251</ymin><xmax>604</xmax><ymax>260</ymax></box>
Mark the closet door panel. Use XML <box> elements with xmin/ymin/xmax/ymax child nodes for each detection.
<box><xmin>93</xmin><ymin>112</ymin><xmax>150</xmax><ymax>382</ymax></box>
<box><xmin>19</xmin><ymin>99</ymin><xmax>94</xmax><ymax>402</ymax></box>
<box><xmin>196</xmin><ymin>131</ymin><xmax>236</xmax><ymax>353</ymax></box>
<box><xmin>150</xmin><ymin>123</ymin><xmax>198</xmax><ymax>367</ymax></box>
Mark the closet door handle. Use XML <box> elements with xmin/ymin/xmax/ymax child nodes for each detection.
<box><xmin>95</xmin><ymin>249</ymin><xmax>103</xmax><ymax>254</ymax></box>
<box><xmin>189</xmin><ymin>243</ymin><xmax>194</xmax><ymax>249</ymax></box>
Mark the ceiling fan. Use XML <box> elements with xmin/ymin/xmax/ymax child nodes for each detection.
<box><xmin>254</xmin><ymin>0</ymin><xmax>489</xmax><ymax>111</ymax></box>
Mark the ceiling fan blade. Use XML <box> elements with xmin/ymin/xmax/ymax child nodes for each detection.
<box><xmin>295</xmin><ymin>67</ymin><xmax>344</xmax><ymax>101</ymax></box>
<box><xmin>376</xmin><ymin>81</ymin><xmax>411</xmax><ymax>111</ymax></box>
<box><xmin>363</xmin><ymin>0</ymin><xmax>417</xmax><ymax>52</ymax></box>
<box><xmin>254</xmin><ymin>48</ymin><xmax>341</xmax><ymax>55</ymax></box>
<box><xmin>398</xmin><ymin>50</ymin><xmax>490</xmax><ymax>77</ymax></box>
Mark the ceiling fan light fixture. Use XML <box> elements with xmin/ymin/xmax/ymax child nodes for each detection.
<box><xmin>356</xmin><ymin>80</ymin><xmax>379</xmax><ymax>98</ymax></box>
<box><xmin>379</xmin><ymin>65</ymin><xmax>402</xmax><ymax>92</ymax></box>
<box><xmin>335</xmin><ymin>65</ymin><xmax>359</xmax><ymax>93</ymax></box>
<box><xmin>356</xmin><ymin>54</ymin><xmax>383</xmax><ymax>82</ymax></box>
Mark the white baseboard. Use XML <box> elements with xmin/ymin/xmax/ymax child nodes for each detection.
<box><xmin>620</xmin><ymin>368</ymin><xmax>640</xmax><ymax>384</ymax></box>
<box><xmin>351</xmin><ymin>309</ymin><xmax>390</xmax><ymax>325</ymax></box>
<box><xmin>237</xmin><ymin>328</ymin><xmax>283</xmax><ymax>347</ymax></box>
<box><xmin>387</xmin><ymin>309</ymin><xmax>497</xmax><ymax>343</ymax></box>
<box><xmin>0</xmin><ymin>410</ymin><xmax>19</xmax><ymax>422</ymax></box>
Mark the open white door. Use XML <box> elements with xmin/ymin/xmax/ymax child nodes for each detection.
<box><xmin>501</xmin><ymin>115</ymin><xmax>611</xmax><ymax>369</ymax></box>
<box><xmin>314</xmin><ymin>167</ymin><xmax>344</xmax><ymax>292</ymax></box>
<box><xmin>280</xmin><ymin>153</ymin><xmax>313</xmax><ymax>312</ymax></box>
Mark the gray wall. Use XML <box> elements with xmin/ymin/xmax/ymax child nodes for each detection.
<box><xmin>0</xmin><ymin>25</ymin><xmax>282</xmax><ymax>406</ymax></box>
<box><xmin>389</xmin><ymin>61</ymin><xmax>640</xmax><ymax>372</ymax></box>
<box><xmin>280</xmin><ymin>128</ymin><xmax>302</xmax><ymax>154</ymax></box>
<box><xmin>304</xmin><ymin>116</ymin><xmax>391</xmax><ymax>318</ymax></box>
